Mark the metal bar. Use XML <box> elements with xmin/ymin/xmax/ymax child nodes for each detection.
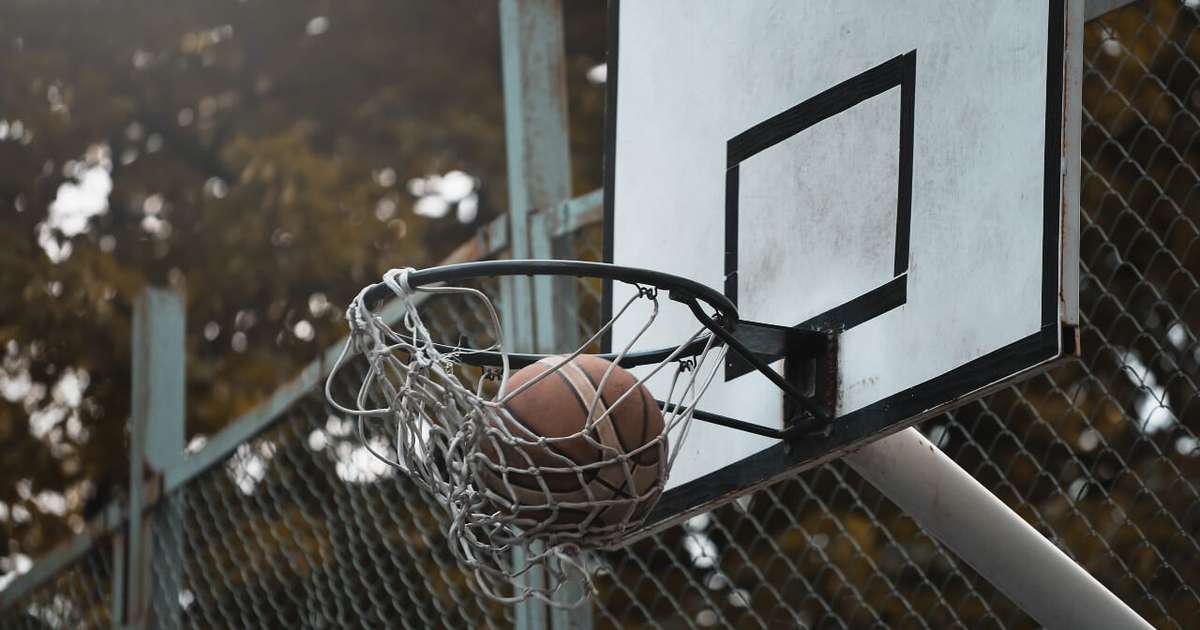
<box><xmin>367</xmin><ymin>260</ymin><xmax>739</xmax><ymax>318</ymax></box>
<box><xmin>501</xmin><ymin>0</ymin><xmax>570</xmax><ymax>355</ymax></box>
<box><xmin>161</xmin><ymin>291</ymin><xmax>434</xmax><ymax>493</ymax></box>
<box><xmin>1085</xmin><ymin>0</ymin><xmax>1138</xmax><ymax>21</ymax></box>
<box><xmin>498</xmin><ymin>0</ymin><xmax>571</xmax><ymax>222</ymax></box>
<box><xmin>0</xmin><ymin>503</ymin><xmax>123</xmax><ymax>612</ymax></box>
<box><xmin>133</xmin><ymin>288</ymin><xmax>185</xmax><ymax>473</ymax></box>
<box><xmin>531</xmin><ymin>210</ymin><xmax>559</xmax><ymax>351</ymax></box>
<box><xmin>1063</xmin><ymin>0</ymin><xmax>1084</xmax><ymax>328</ymax></box>
<box><xmin>681</xmin><ymin>297</ymin><xmax>830</xmax><ymax>425</ymax></box>
<box><xmin>545</xmin><ymin>209</ymin><xmax>579</xmax><ymax>352</ymax></box>
<box><xmin>500</xmin><ymin>0</ymin><xmax>572</xmax><ymax>625</ymax></box>
<box><xmin>163</xmin><ymin>352</ymin><xmax>329</xmax><ymax>493</ymax></box>
<box><xmin>403</xmin><ymin>334</ymin><xmax>712</xmax><ymax>370</ymax></box>
<box><xmin>546</xmin><ymin>204</ymin><xmax>593</xmax><ymax>623</ymax></box>
<box><xmin>512</xmin><ymin>541</ymin><xmax>548</xmax><ymax>630</ymax></box>
<box><xmin>544</xmin><ymin>191</ymin><xmax>603</xmax><ymax>351</ymax></box>
<box><xmin>149</xmin><ymin>498</ymin><xmax>184</xmax><ymax>630</ymax></box>
<box><xmin>125</xmin><ymin>286</ymin><xmax>185</xmax><ymax>628</ymax></box>
<box><xmin>439</xmin><ymin>212</ymin><xmax>509</xmax><ymax>266</ymax></box>
<box><xmin>549</xmin><ymin>560</ymin><xmax>593</xmax><ymax>629</ymax></box>
<box><xmin>551</xmin><ymin>189</ymin><xmax>603</xmax><ymax>240</ymax></box>
<box><xmin>844</xmin><ymin>428</ymin><xmax>1153</xmax><ymax>630</ymax></box>
<box><xmin>660</xmin><ymin>403</ymin><xmax>791</xmax><ymax>440</ymax></box>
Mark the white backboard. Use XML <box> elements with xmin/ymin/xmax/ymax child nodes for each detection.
<box><xmin>604</xmin><ymin>0</ymin><xmax>1081</xmax><ymax>533</ymax></box>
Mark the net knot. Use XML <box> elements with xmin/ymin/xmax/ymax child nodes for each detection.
<box><xmin>346</xmin><ymin>287</ymin><xmax>372</xmax><ymax>332</ymax></box>
<box><xmin>383</xmin><ymin>267</ymin><xmax>418</xmax><ymax>301</ymax></box>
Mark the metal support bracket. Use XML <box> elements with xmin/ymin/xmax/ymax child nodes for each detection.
<box><xmin>681</xmin><ymin>317</ymin><xmax>838</xmax><ymax>440</ymax></box>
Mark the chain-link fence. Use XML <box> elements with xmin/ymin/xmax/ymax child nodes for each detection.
<box><xmin>147</xmin><ymin>282</ymin><xmax>518</xmax><ymax>629</ymax></box>
<box><xmin>0</xmin><ymin>539</ymin><xmax>114</xmax><ymax>629</ymax></box>
<box><xmin>4</xmin><ymin>1</ymin><xmax>1200</xmax><ymax>628</ymax></box>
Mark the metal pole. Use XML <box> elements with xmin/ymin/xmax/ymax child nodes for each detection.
<box><xmin>843</xmin><ymin>428</ymin><xmax>1152</xmax><ymax>630</ymax></box>
<box><xmin>499</xmin><ymin>0</ymin><xmax>572</xmax><ymax>352</ymax></box>
<box><xmin>499</xmin><ymin>0</ymin><xmax>585</xmax><ymax>627</ymax></box>
<box><xmin>124</xmin><ymin>287</ymin><xmax>186</xmax><ymax>629</ymax></box>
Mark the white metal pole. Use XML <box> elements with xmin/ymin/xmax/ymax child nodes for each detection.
<box><xmin>843</xmin><ymin>428</ymin><xmax>1152</xmax><ymax>630</ymax></box>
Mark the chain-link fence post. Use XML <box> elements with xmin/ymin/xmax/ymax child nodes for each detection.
<box><xmin>499</xmin><ymin>0</ymin><xmax>586</xmax><ymax>628</ymax></box>
<box><xmin>124</xmin><ymin>287</ymin><xmax>186</xmax><ymax>628</ymax></box>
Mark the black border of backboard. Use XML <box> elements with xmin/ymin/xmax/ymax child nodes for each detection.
<box><xmin>724</xmin><ymin>51</ymin><xmax>915</xmax><ymax>377</ymax></box>
<box><xmin>602</xmin><ymin>0</ymin><xmax>1068</xmax><ymax>536</ymax></box>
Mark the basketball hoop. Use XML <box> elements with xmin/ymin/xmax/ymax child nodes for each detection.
<box><xmin>325</xmin><ymin>260</ymin><xmax>833</xmax><ymax>606</ymax></box>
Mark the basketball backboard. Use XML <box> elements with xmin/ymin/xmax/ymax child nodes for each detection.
<box><xmin>604</xmin><ymin>0</ymin><xmax>1082</xmax><ymax>536</ymax></box>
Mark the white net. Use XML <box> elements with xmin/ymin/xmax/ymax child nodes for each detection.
<box><xmin>326</xmin><ymin>267</ymin><xmax>725</xmax><ymax>606</ymax></box>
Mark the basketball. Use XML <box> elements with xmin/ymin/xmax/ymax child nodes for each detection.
<box><xmin>475</xmin><ymin>354</ymin><xmax>667</xmax><ymax>534</ymax></box>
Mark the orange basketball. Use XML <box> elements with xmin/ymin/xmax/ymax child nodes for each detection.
<box><xmin>475</xmin><ymin>354</ymin><xmax>667</xmax><ymax>535</ymax></box>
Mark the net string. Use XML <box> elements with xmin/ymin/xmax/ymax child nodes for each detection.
<box><xmin>326</xmin><ymin>269</ymin><xmax>724</xmax><ymax>606</ymax></box>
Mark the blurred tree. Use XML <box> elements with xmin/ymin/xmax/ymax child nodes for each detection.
<box><xmin>0</xmin><ymin>0</ymin><xmax>533</xmax><ymax>569</ymax></box>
